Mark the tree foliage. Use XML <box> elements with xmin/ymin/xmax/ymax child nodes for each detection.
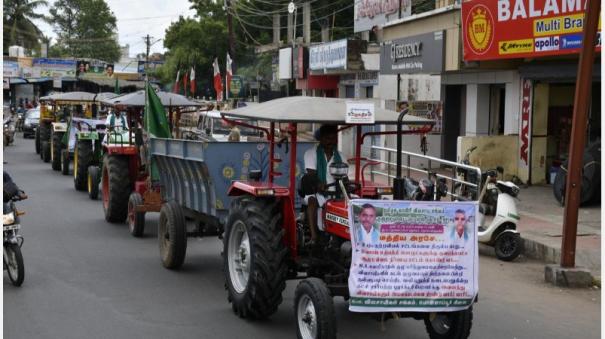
<box><xmin>3</xmin><ymin>0</ymin><xmax>48</xmax><ymax>54</ymax></box>
<box><xmin>47</xmin><ymin>0</ymin><xmax>121</xmax><ymax>62</ymax></box>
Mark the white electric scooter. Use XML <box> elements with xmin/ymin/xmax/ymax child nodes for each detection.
<box><xmin>476</xmin><ymin>168</ymin><xmax>522</xmax><ymax>261</ymax></box>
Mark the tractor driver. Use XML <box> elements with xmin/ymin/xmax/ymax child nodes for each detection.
<box><xmin>302</xmin><ymin>124</ymin><xmax>342</xmax><ymax>245</ymax></box>
<box><xmin>103</xmin><ymin>107</ymin><xmax>129</xmax><ymax>144</ymax></box>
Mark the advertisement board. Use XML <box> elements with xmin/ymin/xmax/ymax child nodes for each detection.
<box><xmin>3</xmin><ymin>61</ymin><xmax>20</xmax><ymax>77</ymax></box>
<box><xmin>348</xmin><ymin>200</ymin><xmax>478</xmax><ymax>312</ymax></box>
<box><xmin>229</xmin><ymin>75</ymin><xmax>244</xmax><ymax>98</ymax></box>
<box><xmin>380</xmin><ymin>31</ymin><xmax>445</xmax><ymax>74</ymax></box>
<box><xmin>462</xmin><ymin>0</ymin><xmax>602</xmax><ymax>61</ymax></box>
<box><xmin>278</xmin><ymin>47</ymin><xmax>292</xmax><ymax>80</ymax></box>
<box><xmin>346</xmin><ymin>102</ymin><xmax>375</xmax><ymax>124</ymax></box>
<box><xmin>33</xmin><ymin>58</ymin><xmax>77</xmax><ymax>78</ymax></box>
<box><xmin>354</xmin><ymin>0</ymin><xmax>411</xmax><ymax>33</ymax></box>
<box><xmin>310</xmin><ymin>39</ymin><xmax>348</xmax><ymax>71</ymax></box>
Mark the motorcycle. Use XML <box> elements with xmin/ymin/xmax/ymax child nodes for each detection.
<box><xmin>455</xmin><ymin>146</ymin><xmax>479</xmax><ymax>200</ymax></box>
<box><xmin>15</xmin><ymin>111</ymin><xmax>24</xmax><ymax>132</ymax></box>
<box><xmin>476</xmin><ymin>168</ymin><xmax>522</xmax><ymax>261</ymax></box>
<box><xmin>403</xmin><ymin>169</ymin><xmax>448</xmax><ymax>201</ymax></box>
<box><xmin>3</xmin><ymin>185</ymin><xmax>26</xmax><ymax>286</ymax></box>
<box><xmin>4</xmin><ymin>116</ymin><xmax>16</xmax><ymax>146</ymax></box>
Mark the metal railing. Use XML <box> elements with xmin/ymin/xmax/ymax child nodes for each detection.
<box><xmin>368</xmin><ymin>145</ymin><xmax>482</xmax><ymax>201</ymax></box>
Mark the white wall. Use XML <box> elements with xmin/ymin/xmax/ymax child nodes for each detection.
<box><xmin>465</xmin><ymin>84</ymin><xmax>490</xmax><ymax>136</ymax></box>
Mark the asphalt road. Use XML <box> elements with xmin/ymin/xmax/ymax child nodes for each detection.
<box><xmin>3</xmin><ymin>135</ymin><xmax>601</xmax><ymax>339</ymax></box>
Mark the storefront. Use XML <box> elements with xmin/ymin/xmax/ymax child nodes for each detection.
<box><xmin>461</xmin><ymin>0</ymin><xmax>602</xmax><ymax>184</ymax></box>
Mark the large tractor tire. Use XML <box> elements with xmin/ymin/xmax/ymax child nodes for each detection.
<box><xmin>42</xmin><ymin>141</ymin><xmax>51</xmax><ymax>163</ymax></box>
<box><xmin>424</xmin><ymin>308</ymin><xmax>473</xmax><ymax>339</ymax></box>
<box><xmin>552</xmin><ymin>153</ymin><xmax>596</xmax><ymax>206</ymax></box>
<box><xmin>61</xmin><ymin>149</ymin><xmax>70</xmax><ymax>175</ymax></box>
<box><xmin>35</xmin><ymin>128</ymin><xmax>41</xmax><ymax>154</ymax></box>
<box><xmin>51</xmin><ymin>132</ymin><xmax>63</xmax><ymax>171</ymax></box>
<box><xmin>39</xmin><ymin>124</ymin><xmax>51</xmax><ymax>160</ymax></box>
<box><xmin>294</xmin><ymin>278</ymin><xmax>336</xmax><ymax>339</ymax></box>
<box><xmin>87</xmin><ymin>166</ymin><xmax>100</xmax><ymax>200</ymax></box>
<box><xmin>223</xmin><ymin>196</ymin><xmax>288</xmax><ymax>319</ymax></box>
<box><xmin>128</xmin><ymin>192</ymin><xmax>146</xmax><ymax>237</ymax></box>
<box><xmin>102</xmin><ymin>155</ymin><xmax>131</xmax><ymax>223</ymax></box>
<box><xmin>74</xmin><ymin>139</ymin><xmax>93</xmax><ymax>191</ymax></box>
<box><xmin>158</xmin><ymin>200</ymin><xmax>187</xmax><ymax>269</ymax></box>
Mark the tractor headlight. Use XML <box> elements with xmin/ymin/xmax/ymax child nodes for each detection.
<box><xmin>3</xmin><ymin>212</ymin><xmax>15</xmax><ymax>225</ymax></box>
<box><xmin>329</xmin><ymin>162</ymin><xmax>349</xmax><ymax>179</ymax></box>
<box><xmin>376</xmin><ymin>187</ymin><xmax>393</xmax><ymax>195</ymax></box>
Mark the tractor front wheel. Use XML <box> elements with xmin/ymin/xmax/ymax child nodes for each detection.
<box><xmin>128</xmin><ymin>192</ymin><xmax>146</xmax><ymax>237</ymax></box>
<box><xmin>223</xmin><ymin>196</ymin><xmax>288</xmax><ymax>319</ymax></box>
<box><xmin>424</xmin><ymin>308</ymin><xmax>473</xmax><ymax>339</ymax></box>
<box><xmin>61</xmin><ymin>149</ymin><xmax>70</xmax><ymax>175</ymax></box>
<box><xmin>51</xmin><ymin>132</ymin><xmax>62</xmax><ymax>171</ymax></box>
<box><xmin>88</xmin><ymin>166</ymin><xmax>100</xmax><ymax>200</ymax></box>
<box><xmin>102</xmin><ymin>155</ymin><xmax>131</xmax><ymax>222</ymax></box>
<box><xmin>294</xmin><ymin>278</ymin><xmax>336</xmax><ymax>339</ymax></box>
<box><xmin>42</xmin><ymin>141</ymin><xmax>51</xmax><ymax>163</ymax></box>
<box><xmin>74</xmin><ymin>139</ymin><xmax>93</xmax><ymax>191</ymax></box>
<box><xmin>35</xmin><ymin>128</ymin><xmax>41</xmax><ymax>154</ymax></box>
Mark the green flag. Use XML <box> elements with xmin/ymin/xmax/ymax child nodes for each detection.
<box><xmin>114</xmin><ymin>77</ymin><xmax>120</xmax><ymax>95</ymax></box>
<box><xmin>144</xmin><ymin>82</ymin><xmax>171</xmax><ymax>138</ymax></box>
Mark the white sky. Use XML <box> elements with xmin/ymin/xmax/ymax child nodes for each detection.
<box><xmin>34</xmin><ymin>0</ymin><xmax>198</xmax><ymax>58</ymax></box>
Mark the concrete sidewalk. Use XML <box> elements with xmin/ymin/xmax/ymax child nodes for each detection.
<box><xmin>513</xmin><ymin>185</ymin><xmax>601</xmax><ymax>279</ymax></box>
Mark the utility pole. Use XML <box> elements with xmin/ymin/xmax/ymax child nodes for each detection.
<box><xmin>144</xmin><ymin>34</ymin><xmax>152</xmax><ymax>73</ymax></box>
<box><xmin>226</xmin><ymin>0</ymin><xmax>235</xmax><ymax>72</ymax></box>
<box><xmin>560</xmin><ymin>0</ymin><xmax>601</xmax><ymax>268</ymax></box>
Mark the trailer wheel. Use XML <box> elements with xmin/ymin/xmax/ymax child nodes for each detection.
<box><xmin>51</xmin><ymin>132</ymin><xmax>62</xmax><ymax>171</ymax></box>
<box><xmin>102</xmin><ymin>155</ymin><xmax>131</xmax><ymax>222</ymax></box>
<box><xmin>74</xmin><ymin>139</ymin><xmax>93</xmax><ymax>191</ymax></box>
<box><xmin>87</xmin><ymin>166</ymin><xmax>100</xmax><ymax>200</ymax></box>
<box><xmin>425</xmin><ymin>308</ymin><xmax>473</xmax><ymax>339</ymax></box>
<box><xmin>128</xmin><ymin>192</ymin><xmax>146</xmax><ymax>237</ymax></box>
<box><xmin>223</xmin><ymin>196</ymin><xmax>288</xmax><ymax>319</ymax></box>
<box><xmin>294</xmin><ymin>278</ymin><xmax>336</xmax><ymax>339</ymax></box>
<box><xmin>61</xmin><ymin>149</ymin><xmax>69</xmax><ymax>175</ymax></box>
<box><xmin>35</xmin><ymin>128</ymin><xmax>41</xmax><ymax>154</ymax></box>
<box><xmin>158</xmin><ymin>200</ymin><xmax>187</xmax><ymax>269</ymax></box>
<box><xmin>494</xmin><ymin>232</ymin><xmax>522</xmax><ymax>262</ymax></box>
<box><xmin>42</xmin><ymin>141</ymin><xmax>51</xmax><ymax>163</ymax></box>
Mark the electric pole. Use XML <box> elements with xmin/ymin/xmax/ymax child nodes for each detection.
<box><xmin>143</xmin><ymin>35</ymin><xmax>161</xmax><ymax>74</ymax></box>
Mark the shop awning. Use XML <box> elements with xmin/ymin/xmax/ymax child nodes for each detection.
<box><xmin>519</xmin><ymin>62</ymin><xmax>601</xmax><ymax>82</ymax></box>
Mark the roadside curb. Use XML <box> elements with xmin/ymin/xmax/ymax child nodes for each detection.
<box><xmin>479</xmin><ymin>238</ymin><xmax>601</xmax><ymax>282</ymax></box>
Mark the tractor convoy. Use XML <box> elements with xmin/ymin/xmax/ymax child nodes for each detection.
<box><xmin>29</xmin><ymin>90</ymin><xmax>511</xmax><ymax>339</ymax></box>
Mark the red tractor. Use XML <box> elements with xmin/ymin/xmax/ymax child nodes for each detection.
<box><xmin>220</xmin><ymin>97</ymin><xmax>473</xmax><ymax>339</ymax></box>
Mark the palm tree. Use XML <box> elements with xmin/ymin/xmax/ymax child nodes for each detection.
<box><xmin>3</xmin><ymin>0</ymin><xmax>48</xmax><ymax>54</ymax></box>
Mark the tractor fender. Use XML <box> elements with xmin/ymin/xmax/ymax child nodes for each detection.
<box><xmin>227</xmin><ymin>181</ymin><xmax>290</xmax><ymax>197</ymax></box>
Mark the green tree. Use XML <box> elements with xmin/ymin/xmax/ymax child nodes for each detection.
<box><xmin>48</xmin><ymin>0</ymin><xmax>121</xmax><ymax>62</ymax></box>
<box><xmin>3</xmin><ymin>0</ymin><xmax>48</xmax><ymax>54</ymax></box>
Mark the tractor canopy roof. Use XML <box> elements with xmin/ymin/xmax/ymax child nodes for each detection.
<box><xmin>39</xmin><ymin>91</ymin><xmax>119</xmax><ymax>104</ymax></box>
<box><xmin>101</xmin><ymin>90</ymin><xmax>202</xmax><ymax>107</ymax></box>
<box><xmin>221</xmin><ymin>96</ymin><xmax>434</xmax><ymax>125</ymax></box>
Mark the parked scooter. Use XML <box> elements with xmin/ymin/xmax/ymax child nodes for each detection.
<box><xmin>476</xmin><ymin>168</ymin><xmax>522</xmax><ymax>261</ymax></box>
<box><xmin>403</xmin><ymin>169</ymin><xmax>448</xmax><ymax>201</ymax></box>
<box><xmin>3</xmin><ymin>183</ymin><xmax>27</xmax><ymax>286</ymax></box>
<box><xmin>455</xmin><ymin>146</ymin><xmax>478</xmax><ymax>200</ymax></box>
<box><xmin>4</xmin><ymin>116</ymin><xmax>16</xmax><ymax>146</ymax></box>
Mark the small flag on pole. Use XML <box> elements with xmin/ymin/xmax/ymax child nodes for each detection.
<box><xmin>213</xmin><ymin>57</ymin><xmax>223</xmax><ymax>102</ymax></box>
<box><xmin>190</xmin><ymin>67</ymin><xmax>196</xmax><ymax>97</ymax></box>
<box><xmin>173</xmin><ymin>69</ymin><xmax>180</xmax><ymax>94</ymax></box>
<box><xmin>226</xmin><ymin>53</ymin><xmax>233</xmax><ymax>100</ymax></box>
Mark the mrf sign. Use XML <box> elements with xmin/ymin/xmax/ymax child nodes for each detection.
<box><xmin>519</xmin><ymin>79</ymin><xmax>532</xmax><ymax>168</ymax></box>
<box><xmin>462</xmin><ymin>0</ymin><xmax>602</xmax><ymax>61</ymax></box>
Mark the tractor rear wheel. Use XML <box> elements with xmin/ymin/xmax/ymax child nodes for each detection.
<box><xmin>87</xmin><ymin>166</ymin><xmax>100</xmax><ymax>200</ymax></box>
<box><xmin>39</xmin><ymin>124</ymin><xmax>50</xmax><ymax>160</ymax></box>
<box><xmin>61</xmin><ymin>149</ymin><xmax>69</xmax><ymax>175</ymax></box>
<box><xmin>424</xmin><ymin>308</ymin><xmax>473</xmax><ymax>339</ymax></box>
<box><xmin>51</xmin><ymin>132</ymin><xmax>62</xmax><ymax>171</ymax></box>
<box><xmin>128</xmin><ymin>192</ymin><xmax>146</xmax><ymax>237</ymax></box>
<box><xmin>102</xmin><ymin>155</ymin><xmax>131</xmax><ymax>222</ymax></box>
<box><xmin>35</xmin><ymin>127</ymin><xmax>41</xmax><ymax>154</ymax></box>
<box><xmin>42</xmin><ymin>141</ymin><xmax>51</xmax><ymax>163</ymax></box>
<box><xmin>223</xmin><ymin>196</ymin><xmax>288</xmax><ymax>319</ymax></box>
<box><xmin>158</xmin><ymin>200</ymin><xmax>186</xmax><ymax>269</ymax></box>
<box><xmin>74</xmin><ymin>139</ymin><xmax>93</xmax><ymax>191</ymax></box>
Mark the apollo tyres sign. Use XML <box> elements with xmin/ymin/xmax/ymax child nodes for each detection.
<box><xmin>462</xmin><ymin>0</ymin><xmax>602</xmax><ymax>61</ymax></box>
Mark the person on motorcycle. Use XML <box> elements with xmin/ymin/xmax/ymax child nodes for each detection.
<box><xmin>3</xmin><ymin>171</ymin><xmax>26</xmax><ymax>203</ymax></box>
<box><xmin>301</xmin><ymin>124</ymin><xmax>342</xmax><ymax>245</ymax></box>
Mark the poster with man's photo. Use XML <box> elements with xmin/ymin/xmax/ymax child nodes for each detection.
<box><xmin>348</xmin><ymin>199</ymin><xmax>478</xmax><ymax>312</ymax></box>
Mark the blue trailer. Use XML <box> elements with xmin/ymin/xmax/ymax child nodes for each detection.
<box><xmin>148</xmin><ymin>137</ymin><xmax>316</xmax><ymax>268</ymax></box>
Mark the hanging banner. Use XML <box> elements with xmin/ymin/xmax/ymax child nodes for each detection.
<box><xmin>310</xmin><ymin>39</ymin><xmax>348</xmax><ymax>71</ymax></box>
<box><xmin>354</xmin><ymin>0</ymin><xmax>411</xmax><ymax>33</ymax></box>
<box><xmin>462</xmin><ymin>0</ymin><xmax>602</xmax><ymax>61</ymax></box>
<box><xmin>33</xmin><ymin>58</ymin><xmax>77</xmax><ymax>78</ymax></box>
<box><xmin>348</xmin><ymin>200</ymin><xmax>478</xmax><ymax>312</ymax></box>
<box><xmin>519</xmin><ymin>78</ymin><xmax>532</xmax><ymax>168</ymax></box>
